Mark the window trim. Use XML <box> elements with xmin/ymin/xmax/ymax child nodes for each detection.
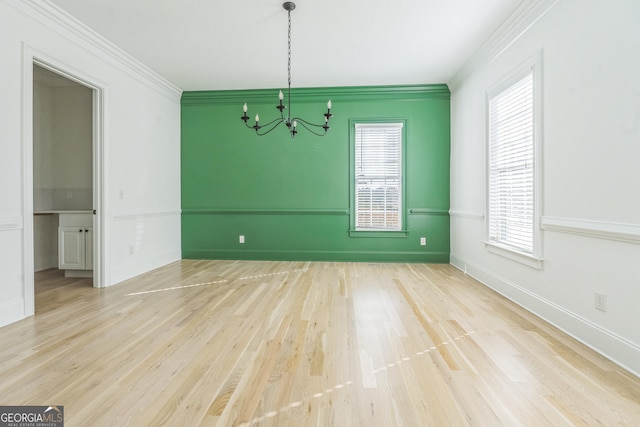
<box><xmin>485</xmin><ymin>51</ymin><xmax>543</xmax><ymax>267</ymax></box>
<box><xmin>349</xmin><ymin>118</ymin><xmax>408</xmax><ymax>237</ymax></box>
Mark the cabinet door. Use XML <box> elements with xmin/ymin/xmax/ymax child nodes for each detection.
<box><xmin>59</xmin><ymin>227</ymin><xmax>85</xmax><ymax>270</ymax></box>
<box><xmin>84</xmin><ymin>227</ymin><xmax>93</xmax><ymax>270</ymax></box>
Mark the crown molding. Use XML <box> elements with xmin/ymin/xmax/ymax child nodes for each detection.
<box><xmin>5</xmin><ymin>0</ymin><xmax>182</xmax><ymax>101</ymax></box>
<box><xmin>448</xmin><ymin>0</ymin><xmax>560</xmax><ymax>93</ymax></box>
<box><xmin>181</xmin><ymin>84</ymin><xmax>451</xmax><ymax>106</ymax></box>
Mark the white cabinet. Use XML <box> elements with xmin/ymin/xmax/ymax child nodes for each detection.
<box><xmin>59</xmin><ymin>227</ymin><xmax>92</xmax><ymax>269</ymax></box>
<box><xmin>58</xmin><ymin>213</ymin><xmax>93</xmax><ymax>277</ymax></box>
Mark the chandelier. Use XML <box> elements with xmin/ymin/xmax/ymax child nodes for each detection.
<box><xmin>241</xmin><ymin>2</ymin><xmax>333</xmax><ymax>138</ymax></box>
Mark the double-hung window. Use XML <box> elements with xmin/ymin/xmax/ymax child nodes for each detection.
<box><xmin>351</xmin><ymin>122</ymin><xmax>405</xmax><ymax>234</ymax></box>
<box><xmin>487</xmin><ymin>54</ymin><xmax>542</xmax><ymax>267</ymax></box>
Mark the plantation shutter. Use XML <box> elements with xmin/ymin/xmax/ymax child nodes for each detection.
<box><xmin>488</xmin><ymin>71</ymin><xmax>534</xmax><ymax>253</ymax></box>
<box><xmin>355</xmin><ymin>123</ymin><xmax>403</xmax><ymax>230</ymax></box>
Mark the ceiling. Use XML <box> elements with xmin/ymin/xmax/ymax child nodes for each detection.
<box><xmin>48</xmin><ymin>0</ymin><xmax>525</xmax><ymax>91</ymax></box>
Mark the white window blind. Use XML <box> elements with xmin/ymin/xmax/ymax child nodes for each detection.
<box><xmin>355</xmin><ymin>123</ymin><xmax>403</xmax><ymax>231</ymax></box>
<box><xmin>488</xmin><ymin>71</ymin><xmax>534</xmax><ymax>254</ymax></box>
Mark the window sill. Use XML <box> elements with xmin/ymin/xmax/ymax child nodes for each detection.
<box><xmin>349</xmin><ymin>230</ymin><xmax>408</xmax><ymax>238</ymax></box>
<box><xmin>484</xmin><ymin>241</ymin><xmax>543</xmax><ymax>269</ymax></box>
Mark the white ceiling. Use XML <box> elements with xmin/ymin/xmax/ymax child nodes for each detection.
<box><xmin>48</xmin><ymin>0</ymin><xmax>524</xmax><ymax>91</ymax></box>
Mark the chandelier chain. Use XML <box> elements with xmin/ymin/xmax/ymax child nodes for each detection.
<box><xmin>287</xmin><ymin>10</ymin><xmax>292</xmax><ymax>90</ymax></box>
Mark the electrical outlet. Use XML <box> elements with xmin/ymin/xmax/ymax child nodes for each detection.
<box><xmin>420</xmin><ymin>237</ymin><xmax>427</xmax><ymax>246</ymax></box>
<box><xmin>66</xmin><ymin>191</ymin><xmax>73</xmax><ymax>200</ymax></box>
<box><xmin>595</xmin><ymin>292</ymin><xmax>607</xmax><ymax>312</ymax></box>
<box><xmin>239</xmin><ymin>235</ymin><xmax>245</xmax><ymax>244</ymax></box>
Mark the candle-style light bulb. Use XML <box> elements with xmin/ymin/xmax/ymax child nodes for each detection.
<box><xmin>279</xmin><ymin>90</ymin><xmax>284</xmax><ymax>101</ymax></box>
<box><xmin>255</xmin><ymin>114</ymin><xmax>259</xmax><ymax>123</ymax></box>
<box><xmin>327</xmin><ymin>100</ymin><xmax>332</xmax><ymax>110</ymax></box>
<box><xmin>243</xmin><ymin>103</ymin><xmax>248</xmax><ymax>113</ymax></box>
<box><xmin>293</xmin><ymin>120</ymin><xmax>297</xmax><ymax>128</ymax></box>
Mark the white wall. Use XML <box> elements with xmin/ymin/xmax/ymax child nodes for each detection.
<box><xmin>34</xmin><ymin>77</ymin><xmax>93</xmax><ymax>211</ymax></box>
<box><xmin>33</xmin><ymin>80</ymin><xmax>55</xmax><ymax>211</ymax></box>
<box><xmin>33</xmin><ymin>214</ymin><xmax>57</xmax><ymax>271</ymax></box>
<box><xmin>449</xmin><ymin>0</ymin><xmax>640</xmax><ymax>375</ymax></box>
<box><xmin>51</xmin><ymin>83</ymin><xmax>93</xmax><ymax>209</ymax></box>
<box><xmin>0</xmin><ymin>0</ymin><xmax>182</xmax><ymax>327</ymax></box>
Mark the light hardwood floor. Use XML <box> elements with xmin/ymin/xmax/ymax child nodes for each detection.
<box><xmin>1</xmin><ymin>260</ymin><xmax>639</xmax><ymax>426</ymax></box>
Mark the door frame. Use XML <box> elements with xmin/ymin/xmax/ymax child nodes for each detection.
<box><xmin>22</xmin><ymin>46</ymin><xmax>107</xmax><ymax>316</ymax></box>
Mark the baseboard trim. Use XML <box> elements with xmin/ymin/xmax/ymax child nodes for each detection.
<box><xmin>0</xmin><ymin>298</ymin><xmax>25</xmax><ymax>328</ymax></box>
<box><xmin>183</xmin><ymin>249</ymin><xmax>450</xmax><ymax>263</ymax></box>
<box><xmin>450</xmin><ymin>254</ymin><xmax>640</xmax><ymax>378</ymax></box>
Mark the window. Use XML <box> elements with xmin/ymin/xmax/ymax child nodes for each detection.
<box><xmin>351</xmin><ymin>122</ymin><xmax>405</xmax><ymax>233</ymax></box>
<box><xmin>487</xmin><ymin>55</ymin><xmax>541</xmax><ymax>265</ymax></box>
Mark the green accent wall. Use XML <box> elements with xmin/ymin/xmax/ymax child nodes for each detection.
<box><xmin>181</xmin><ymin>84</ymin><xmax>450</xmax><ymax>262</ymax></box>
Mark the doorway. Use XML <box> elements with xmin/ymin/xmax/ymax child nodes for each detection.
<box><xmin>24</xmin><ymin>55</ymin><xmax>104</xmax><ymax>316</ymax></box>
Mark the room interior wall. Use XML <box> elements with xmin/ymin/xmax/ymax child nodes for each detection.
<box><xmin>50</xmin><ymin>84</ymin><xmax>93</xmax><ymax>210</ymax></box>
<box><xmin>449</xmin><ymin>0</ymin><xmax>640</xmax><ymax>375</ymax></box>
<box><xmin>181</xmin><ymin>86</ymin><xmax>451</xmax><ymax>262</ymax></box>
<box><xmin>0</xmin><ymin>0</ymin><xmax>182</xmax><ymax>327</ymax></box>
<box><xmin>33</xmin><ymin>80</ymin><xmax>55</xmax><ymax>212</ymax></box>
<box><xmin>32</xmin><ymin>79</ymin><xmax>57</xmax><ymax>271</ymax></box>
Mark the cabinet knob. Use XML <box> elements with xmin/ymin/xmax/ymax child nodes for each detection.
<box><xmin>79</xmin><ymin>229</ymin><xmax>83</xmax><ymax>232</ymax></box>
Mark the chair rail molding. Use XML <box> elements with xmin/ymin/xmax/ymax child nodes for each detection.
<box><xmin>541</xmin><ymin>216</ymin><xmax>640</xmax><ymax>244</ymax></box>
<box><xmin>0</xmin><ymin>216</ymin><xmax>23</xmax><ymax>231</ymax></box>
<box><xmin>449</xmin><ymin>209</ymin><xmax>485</xmax><ymax>220</ymax></box>
<box><xmin>181</xmin><ymin>208</ymin><xmax>348</xmax><ymax>216</ymax></box>
<box><xmin>111</xmin><ymin>209</ymin><xmax>182</xmax><ymax>222</ymax></box>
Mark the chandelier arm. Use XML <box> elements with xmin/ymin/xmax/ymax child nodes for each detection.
<box><xmin>294</xmin><ymin>119</ymin><xmax>329</xmax><ymax>136</ymax></box>
<box><xmin>243</xmin><ymin>117</ymin><xmax>285</xmax><ymax>133</ymax></box>
<box><xmin>242</xmin><ymin>119</ymin><xmax>274</xmax><ymax>131</ymax></box>
<box><xmin>255</xmin><ymin>119</ymin><xmax>286</xmax><ymax>136</ymax></box>
<box><xmin>293</xmin><ymin>117</ymin><xmax>330</xmax><ymax>128</ymax></box>
<box><xmin>261</xmin><ymin>117</ymin><xmax>287</xmax><ymax>128</ymax></box>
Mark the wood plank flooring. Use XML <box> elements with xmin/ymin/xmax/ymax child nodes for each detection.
<box><xmin>1</xmin><ymin>260</ymin><xmax>639</xmax><ymax>426</ymax></box>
